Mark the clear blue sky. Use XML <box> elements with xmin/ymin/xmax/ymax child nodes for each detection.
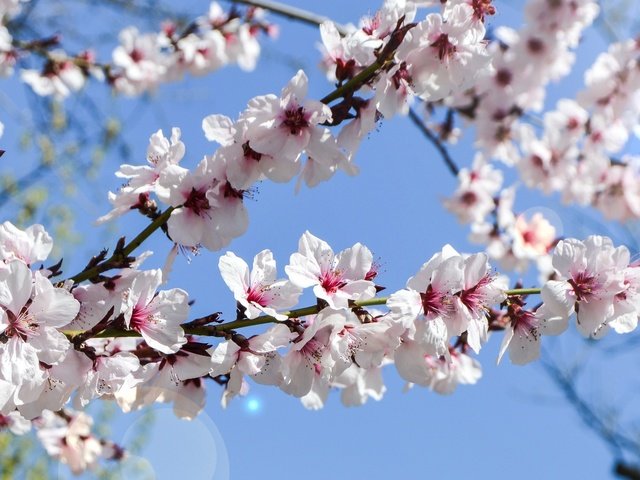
<box><xmin>1</xmin><ymin>1</ymin><xmax>635</xmax><ymax>478</ymax></box>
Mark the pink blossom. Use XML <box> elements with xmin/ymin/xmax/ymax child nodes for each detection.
<box><xmin>285</xmin><ymin>231</ymin><xmax>376</xmax><ymax>309</ymax></box>
<box><xmin>219</xmin><ymin>249</ymin><xmax>301</xmax><ymax>320</ymax></box>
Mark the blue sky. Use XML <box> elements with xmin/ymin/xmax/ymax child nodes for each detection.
<box><xmin>1</xmin><ymin>0</ymin><xmax>636</xmax><ymax>478</ymax></box>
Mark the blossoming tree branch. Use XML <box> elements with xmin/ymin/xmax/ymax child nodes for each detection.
<box><xmin>0</xmin><ymin>0</ymin><xmax>638</xmax><ymax>474</ymax></box>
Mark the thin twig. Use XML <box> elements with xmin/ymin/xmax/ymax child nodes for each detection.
<box><xmin>229</xmin><ymin>0</ymin><xmax>348</xmax><ymax>34</ymax></box>
<box><xmin>408</xmin><ymin>107</ymin><xmax>460</xmax><ymax>176</ymax></box>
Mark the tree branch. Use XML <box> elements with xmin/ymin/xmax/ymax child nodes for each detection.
<box><xmin>229</xmin><ymin>0</ymin><xmax>348</xmax><ymax>34</ymax></box>
<box><xmin>408</xmin><ymin>106</ymin><xmax>460</xmax><ymax>176</ymax></box>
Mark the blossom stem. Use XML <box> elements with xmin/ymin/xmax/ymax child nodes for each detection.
<box><xmin>67</xmin><ymin>207</ymin><xmax>175</xmax><ymax>285</ymax></box>
<box><xmin>505</xmin><ymin>288</ymin><xmax>541</xmax><ymax>296</ymax></box>
<box><xmin>63</xmin><ymin>296</ymin><xmax>390</xmax><ymax>340</ymax></box>
<box><xmin>64</xmin><ymin>288</ymin><xmax>543</xmax><ymax>341</ymax></box>
<box><xmin>320</xmin><ymin>59</ymin><xmax>389</xmax><ymax>105</ymax></box>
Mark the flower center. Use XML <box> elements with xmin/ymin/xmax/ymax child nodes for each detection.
<box><xmin>4</xmin><ymin>307</ymin><xmax>37</xmax><ymax>341</ymax></box>
<box><xmin>242</xmin><ymin>142</ymin><xmax>263</xmax><ymax>162</ymax></box>
<box><xmin>246</xmin><ymin>285</ymin><xmax>269</xmax><ymax>306</ymax></box>
<box><xmin>568</xmin><ymin>272</ymin><xmax>599</xmax><ymax>302</ymax></box>
<box><xmin>320</xmin><ymin>270</ymin><xmax>346</xmax><ymax>294</ymax></box>
<box><xmin>282</xmin><ymin>106</ymin><xmax>309</xmax><ymax>135</ymax></box>
<box><xmin>431</xmin><ymin>33</ymin><xmax>457</xmax><ymax>61</ymax></box>
<box><xmin>130</xmin><ymin>303</ymin><xmax>153</xmax><ymax>330</ymax></box>
<box><xmin>184</xmin><ymin>187</ymin><xmax>210</xmax><ymax>216</ymax></box>
<box><xmin>421</xmin><ymin>285</ymin><xmax>453</xmax><ymax>318</ymax></box>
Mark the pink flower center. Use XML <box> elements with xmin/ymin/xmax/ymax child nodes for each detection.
<box><xmin>301</xmin><ymin>338</ymin><xmax>323</xmax><ymax>363</ymax></box>
<box><xmin>431</xmin><ymin>33</ymin><xmax>457</xmax><ymax>61</ymax></box>
<box><xmin>496</xmin><ymin>68</ymin><xmax>512</xmax><ymax>86</ymax></box>
<box><xmin>246</xmin><ymin>285</ymin><xmax>269</xmax><ymax>306</ymax></box>
<box><xmin>461</xmin><ymin>191</ymin><xmax>478</xmax><ymax>206</ymax></box>
<box><xmin>320</xmin><ymin>269</ymin><xmax>346</xmax><ymax>294</ymax></box>
<box><xmin>130</xmin><ymin>303</ymin><xmax>153</xmax><ymax>330</ymax></box>
<box><xmin>392</xmin><ymin>62</ymin><xmax>412</xmax><ymax>90</ymax></box>
<box><xmin>242</xmin><ymin>142</ymin><xmax>263</xmax><ymax>162</ymax></box>
<box><xmin>130</xmin><ymin>48</ymin><xmax>144</xmax><ymax>63</ymax></box>
<box><xmin>4</xmin><ymin>307</ymin><xmax>37</xmax><ymax>341</ymax></box>
<box><xmin>471</xmin><ymin>0</ymin><xmax>496</xmax><ymax>21</ymax></box>
<box><xmin>568</xmin><ymin>271</ymin><xmax>599</xmax><ymax>302</ymax></box>
<box><xmin>421</xmin><ymin>285</ymin><xmax>453</xmax><ymax>318</ymax></box>
<box><xmin>184</xmin><ymin>187</ymin><xmax>210</xmax><ymax>216</ymax></box>
<box><xmin>282</xmin><ymin>106</ymin><xmax>309</xmax><ymax>135</ymax></box>
<box><xmin>460</xmin><ymin>275</ymin><xmax>492</xmax><ymax>314</ymax></box>
<box><xmin>362</xmin><ymin>13</ymin><xmax>381</xmax><ymax>36</ymax></box>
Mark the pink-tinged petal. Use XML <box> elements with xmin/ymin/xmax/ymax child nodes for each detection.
<box><xmin>609</xmin><ymin>311</ymin><xmax>638</xmax><ymax>334</ymax></box>
<box><xmin>300</xmin><ymin>378</ymin><xmax>330</xmax><ymax>410</ymax></box>
<box><xmin>174</xmin><ymin>382</ymin><xmax>206</xmax><ymax>420</ymax></box>
<box><xmin>141</xmin><ymin>320</ymin><xmax>186</xmax><ymax>354</ymax></box>
<box><xmin>259</xmin><ymin>152</ymin><xmax>300</xmax><ymax>183</ymax></box>
<box><xmin>251</xmin><ymin>249</ymin><xmax>277</xmax><ymax>285</ymax></box>
<box><xmin>576</xmin><ymin>299</ymin><xmax>613</xmax><ymax>337</ymax></box>
<box><xmin>219</xmin><ymin>252</ymin><xmax>250</xmax><ymax>297</ymax></box>
<box><xmin>202</xmin><ymin>114</ymin><xmax>236</xmax><ymax>145</ymax></box>
<box><xmin>201</xmin><ymin>198</ymin><xmax>249</xmax><ymax>252</ymax></box>
<box><xmin>414</xmin><ymin>318</ymin><xmax>449</xmax><ymax>358</ymax></box>
<box><xmin>169</xmin><ymin>353</ymin><xmax>214</xmax><ymax>381</ymax></box>
<box><xmin>281</xmin><ymin>70</ymin><xmax>309</xmax><ymax>103</ymax></box>
<box><xmin>31</xmin><ymin>274</ymin><xmax>80</xmax><ymax>328</ymax></box>
<box><xmin>541</xmin><ymin>280</ymin><xmax>575</xmax><ymax>317</ymax></box>
<box><xmin>339</xmin><ymin>280</ymin><xmax>376</xmax><ymax>301</ymax></box>
<box><xmin>431</xmin><ymin>255</ymin><xmax>464</xmax><ymax>292</ymax></box>
<box><xmin>497</xmin><ymin>326</ymin><xmax>515</xmax><ymax>365</ymax></box>
<box><xmin>335</xmin><ymin>243</ymin><xmax>373</xmax><ymax>279</ymax></box>
<box><xmin>463</xmin><ymin>253</ymin><xmax>489</xmax><ymax>287</ymax></box>
<box><xmin>221</xmin><ymin>365</ymin><xmax>248</xmax><ymax>408</ymax></box>
<box><xmin>28</xmin><ymin>327</ymin><xmax>70</xmax><ymax>365</ymax></box>
<box><xmin>0</xmin><ymin>309</ymin><xmax>6</xmax><ymax>334</ymax></box>
<box><xmin>0</xmin><ymin>261</ymin><xmax>32</xmax><ymax>315</ymax></box>
<box><xmin>286</xmin><ymin>253</ymin><xmax>322</xmax><ymax>288</ymax></box>
<box><xmin>319</xmin><ymin>21</ymin><xmax>342</xmax><ymax>55</ymax></box>
<box><xmin>0</xmin><ymin>378</ymin><xmax>15</xmax><ymax>412</ymax></box>
<box><xmin>536</xmin><ymin>304</ymin><xmax>569</xmax><ymax>336</ymax></box>
<box><xmin>249</xmin><ymin>324</ymin><xmax>293</xmax><ymax>352</ymax></box>
<box><xmin>506</xmin><ymin>326</ymin><xmax>541</xmax><ymax>365</ymax></box>
<box><xmin>248</xmin><ymin>127</ymin><xmax>289</xmax><ymax>157</ymax></box>
<box><xmin>262</xmin><ymin>280</ymin><xmax>302</xmax><ymax>312</ymax></box>
<box><xmin>552</xmin><ymin>238</ymin><xmax>586</xmax><ymax>276</ymax></box>
<box><xmin>394</xmin><ymin>340</ymin><xmax>430</xmax><ymax>386</ymax></box>
<box><xmin>237</xmin><ymin>352</ymin><xmax>263</xmax><ymax>376</ymax></box>
<box><xmin>387</xmin><ymin>289</ymin><xmax>422</xmax><ymax>329</ymax></box>
<box><xmin>167</xmin><ymin>208</ymin><xmax>206</xmax><ymax>247</ymax></box>
<box><xmin>0</xmin><ymin>338</ymin><xmax>43</xmax><ymax>387</ymax></box>
<box><xmin>250</xmin><ymin>351</ymin><xmax>283</xmax><ymax>386</ymax></box>
<box><xmin>280</xmin><ymin>130</ymin><xmax>312</xmax><ymax>160</ymax></box>
<box><xmin>298</xmin><ymin>231</ymin><xmax>333</xmax><ymax>269</ymax></box>
<box><xmin>130</xmin><ymin>269</ymin><xmax>163</xmax><ymax>308</ymax></box>
<box><xmin>209</xmin><ymin>341</ymin><xmax>241</xmax><ymax>377</ymax></box>
<box><xmin>281</xmin><ymin>352</ymin><xmax>314</xmax><ymax>397</ymax></box>
<box><xmin>465</xmin><ymin>316</ymin><xmax>488</xmax><ymax>354</ymax></box>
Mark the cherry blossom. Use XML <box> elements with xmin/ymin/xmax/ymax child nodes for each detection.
<box><xmin>219</xmin><ymin>250</ymin><xmax>301</xmax><ymax>320</ymax></box>
<box><xmin>285</xmin><ymin>231</ymin><xmax>377</xmax><ymax>309</ymax></box>
<box><xmin>540</xmin><ymin>236</ymin><xmax>629</xmax><ymax>338</ymax></box>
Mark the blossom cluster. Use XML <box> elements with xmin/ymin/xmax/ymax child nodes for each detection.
<box><xmin>0</xmin><ymin>408</ymin><xmax>123</xmax><ymax>474</ymax></box>
<box><xmin>4</xmin><ymin>210</ymin><xmax>640</xmax><ymax>475</ymax></box>
<box><xmin>3</xmin><ymin>0</ymin><xmax>640</xmax><ymax>475</ymax></box>
<box><xmin>4</xmin><ymin>1</ymin><xmax>275</xmax><ymax>98</ymax></box>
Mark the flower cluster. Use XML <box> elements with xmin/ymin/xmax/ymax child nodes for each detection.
<box><xmin>3</xmin><ymin>214</ymin><xmax>640</xmax><ymax>473</ymax></box>
<box><xmin>4</xmin><ymin>0</ymin><xmax>640</xmax><ymax>475</ymax></box>
<box><xmin>6</xmin><ymin>1</ymin><xmax>275</xmax><ymax>99</ymax></box>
